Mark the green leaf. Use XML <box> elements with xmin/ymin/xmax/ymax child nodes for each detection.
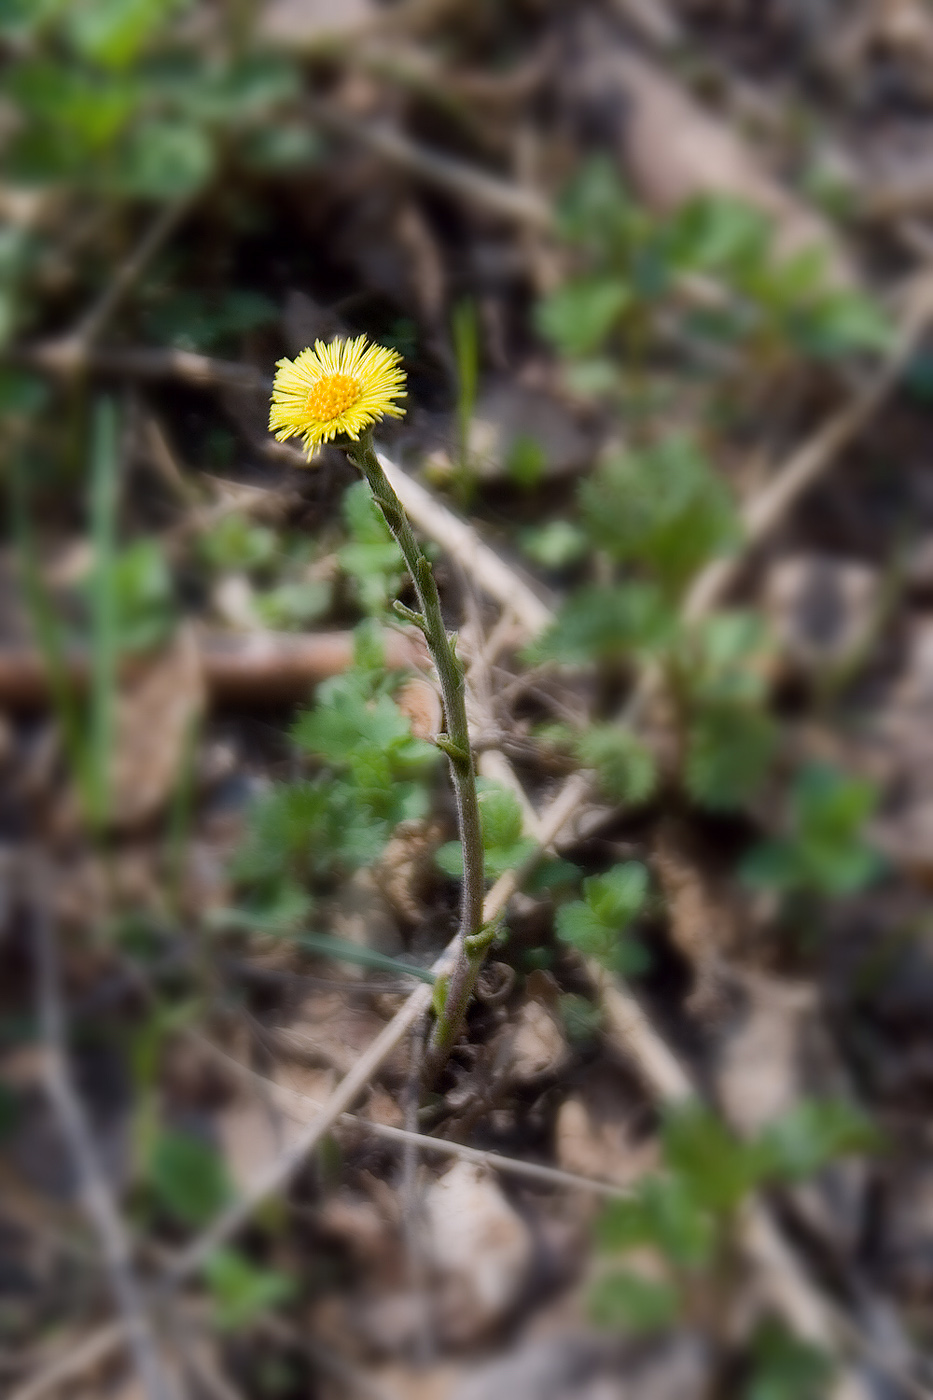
<box><xmin>564</xmin><ymin>357</ymin><xmax>620</xmax><ymax>399</ymax></box>
<box><xmin>685</xmin><ymin>703</ymin><xmax>777</xmax><ymax>811</ymax></box>
<box><xmin>556</xmin><ymin>862</ymin><xmax>649</xmax><ymax>972</ymax></box>
<box><xmin>579</xmin><ymin>438</ymin><xmax>740</xmax><ymax>594</ymax></box>
<box><xmin>587</xmin><ymin>863</ymin><xmax>649</xmax><ymax>927</ymax></box>
<box><xmin>0</xmin><ymin>0</ymin><xmax>65</xmax><ymax>41</ymax></box>
<box><xmin>218</xmin><ymin>880</ymin><xmax>313</xmax><ymax>935</ymax></box>
<box><xmin>254</xmin><ymin>580</ymin><xmax>330</xmax><ymax>631</ymax></box>
<box><xmin>599</xmin><ymin>1173</ymin><xmax>715</xmax><ymax>1269</ymax></box>
<box><xmin>555</xmin><ymin>155</ymin><xmax>647</xmax><ymax>256</ymax></box>
<box><xmin>793</xmin><ymin>290</ymin><xmax>893</xmax><ymax>359</ymax></box>
<box><xmin>241</xmin><ymin>123</ymin><xmax>320</xmax><ymax>171</ymax></box>
<box><xmin>478</xmin><ymin>783</ymin><xmax>524</xmax><ymax>849</ymax></box>
<box><xmin>4</xmin><ymin>59</ymin><xmax>137</xmax><ymax>148</ymax></box>
<box><xmin>199</xmin><ymin>515</ymin><xmax>278</xmax><ymax>573</ymax></box>
<box><xmin>292</xmin><ymin>690</ymin><xmax>414</xmax><ymax>766</ymax></box>
<box><xmin>746</xmin><ymin>1320</ymin><xmax>834</xmax><ymax>1400</ymax></box>
<box><xmin>436</xmin><ymin>782</ymin><xmax>536</xmax><ymax>880</ymax></box>
<box><xmin>519</xmin><ymin>520</ymin><xmax>587</xmax><ymax>569</ymax></box>
<box><xmin>529</xmin><ymin>583</ymin><xmax>676</xmax><ymax>666</ymax></box>
<box><xmin>0</xmin><ymin>368</ymin><xmax>49</xmax><ymax>417</ymax></box>
<box><xmin>741</xmin><ymin>764</ymin><xmax>882</xmax><ymax>897</ymax></box>
<box><xmin>537</xmin><ymin>276</ymin><xmax>631</xmax><ymax>357</ymax></box>
<box><xmin>173</xmin><ymin>54</ymin><xmax>301</xmax><ymax>124</ymax></box>
<box><xmin>589</xmin><ymin>1270</ymin><xmax>679</xmax><ymax>1333</ymax></box>
<box><xmin>203</xmin><ymin>1247</ymin><xmax>294</xmax><ymax>1331</ymax></box>
<box><xmin>339</xmin><ymin>480</ymin><xmax>404</xmax><ymax>614</ymax></box>
<box><xmin>66</xmin><ymin>0</ymin><xmax>191</xmax><ymax>69</ymax></box>
<box><xmin>576</xmin><ymin>725</ymin><xmax>658</xmax><ymax>806</ymax></box>
<box><xmin>506</xmin><ymin>433</ymin><xmax>547</xmax><ymax>489</ymax></box>
<box><xmin>662</xmin><ymin>1102</ymin><xmax>764</xmax><ymax>1215</ymax></box>
<box><xmin>144</xmin><ymin>288</ymin><xmax>278</xmax><ymax>353</ymax></box>
<box><xmin>756</xmin><ymin>1099</ymin><xmax>879</xmax><ymax>1181</ymax></box>
<box><xmin>666</xmin><ymin>196</ymin><xmax>771</xmax><ymax>276</ymax></box>
<box><xmin>115</xmin><ymin>117</ymin><xmax>214</xmax><ymax>197</ymax></box>
<box><xmin>233</xmin><ymin>779</ymin><xmax>386</xmax><ymax>888</ymax></box>
<box><xmin>87</xmin><ymin>539</ymin><xmax>175</xmax><ymax>654</ymax></box>
<box><xmin>149</xmin><ymin>1129</ymin><xmax>231</xmax><ymax>1227</ymax></box>
<box><xmin>287</xmin><ymin>662</ymin><xmax>437</xmax><ymax>852</ymax></box>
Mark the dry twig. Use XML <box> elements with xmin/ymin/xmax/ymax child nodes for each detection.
<box><xmin>195</xmin><ymin>1033</ymin><xmax>631</xmax><ymax>1200</ymax></box>
<box><xmin>0</xmin><ymin>629</ymin><xmax>428</xmax><ymax>710</ymax></box>
<box><xmin>31</xmin><ymin>867</ymin><xmax>174</xmax><ymax>1400</ymax></box>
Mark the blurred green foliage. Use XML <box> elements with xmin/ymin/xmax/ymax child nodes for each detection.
<box><xmin>232</xmin><ymin>625</ymin><xmax>439</xmax><ymax>930</ymax></box>
<box><xmin>555</xmin><ymin>861</ymin><xmax>649</xmax><ymax>973</ymax></box>
<box><xmin>338</xmin><ymin>479</ymin><xmax>407</xmax><ymax>615</ymax></box>
<box><xmin>743</xmin><ymin>764</ymin><xmax>882</xmax><ymax>897</ymax></box>
<box><xmin>538</xmin><ymin>156</ymin><xmax>892</xmax><ymax>397</ymax></box>
<box><xmin>0</xmin><ymin>0</ymin><xmax>308</xmax><ymax>198</ymax></box>
<box><xmin>593</xmin><ymin>1097</ymin><xmax>878</xmax><ymax>1338</ymax></box>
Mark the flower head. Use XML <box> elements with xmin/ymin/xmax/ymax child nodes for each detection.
<box><xmin>269</xmin><ymin>335</ymin><xmax>406</xmax><ymax>460</ymax></box>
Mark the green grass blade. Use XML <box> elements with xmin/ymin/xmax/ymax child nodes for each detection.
<box><xmin>10</xmin><ymin>455</ymin><xmax>93</xmax><ymax>813</ymax></box>
<box><xmin>294</xmin><ymin>932</ymin><xmax>436</xmax><ymax>984</ymax></box>
<box><xmin>88</xmin><ymin>397</ymin><xmax>120</xmax><ymax>831</ymax></box>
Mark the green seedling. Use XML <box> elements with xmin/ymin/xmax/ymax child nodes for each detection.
<box><xmin>742</xmin><ymin>763</ymin><xmax>882</xmax><ymax>898</ymax></box>
<box><xmin>555</xmin><ymin>861</ymin><xmax>649</xmax><ymax>974</ymax></box>
<box><xmin>592</xmin><ymin>1097</ymin><xmax>877</xmax><ymax>1349</ymax></box>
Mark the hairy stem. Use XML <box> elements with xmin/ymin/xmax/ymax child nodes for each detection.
<box><xmin>347</xmin><ymin>432</ymin><xmax>485</xmax><ymax>1079</ymax></box>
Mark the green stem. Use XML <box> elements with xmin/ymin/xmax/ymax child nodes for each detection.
<box><xmin>346</xmin><ymin>432</ymin><xmax>485</xmax><ymax>1080</ymax></box>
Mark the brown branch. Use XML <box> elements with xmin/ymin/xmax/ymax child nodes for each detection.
<box><xmin>0</xmin><ymin>628</ymin><xmax>428</xmax><ymax>710</ymax></box>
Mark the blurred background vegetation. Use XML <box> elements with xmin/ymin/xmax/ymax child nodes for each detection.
<box><xmin>3</xmin><ymin>2</ymin><xmax>933</xmax><ymax>1398</ymax></box>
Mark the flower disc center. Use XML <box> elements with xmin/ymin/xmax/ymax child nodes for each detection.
<box><xmin>306</xmin><ymin>373</ymin><xmax>360</xmax><ymax>423</ymax></box>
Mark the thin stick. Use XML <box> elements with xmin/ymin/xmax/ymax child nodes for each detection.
<box><xmin>308</xmin><ymin>101</ymin><xmax>551</xmax><ymax>229</ymax></box>
<box><xmin>379</xmin><ymin>453</ymin><xmax>554</xmax><ymax>638</ymax></box>
<box><xmin>75</xmin><ymin>198</ymin><xmax>192</xmax><ymax>349</ymax></box>
<box><xmin>195</xmin><ymin>1033</ymin><xmax>631</xmax><ymax>1199</ymax></box>
<box><xmin>346</xmin><ymin>433</ymin><xmax>485</xmax><ymax>1078</ymax></box>
<box><xmin>9</xmin><ymin>1323</ymin><xmax>126</xmax><ymax>1400</ymax></box>
<box><xmin>31</xmin><ymin>870</ymin><xmax>173</xmax><ymax>1400</ymax></box>
<box><xmin>17</xmin><ymin>341</ymin><xmax>268</xmax><ymax>388</ymax></box>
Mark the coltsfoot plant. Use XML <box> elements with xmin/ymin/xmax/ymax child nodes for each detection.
<box><xmin>269</xmin><ymin>334</ymin><xmax>486</xmax><ymax>1079</ymax></box>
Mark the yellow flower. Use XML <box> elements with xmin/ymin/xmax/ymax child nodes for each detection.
<box><xmin>269</xmin><ymin>335</ymin><xmax>406</xmax><ymax>459</ymax></box>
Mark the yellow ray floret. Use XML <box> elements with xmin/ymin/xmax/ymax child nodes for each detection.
<box><xmin>269</xmin><ymin>335</ymin><xmax>407</xmax><ymax>459</ymax></box>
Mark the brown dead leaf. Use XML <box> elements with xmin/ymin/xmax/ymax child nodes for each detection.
<box><xmin>216</xmin><ymin>1092</ymin><xmax>308</xmax><ymax>1194</ymax></box>
<box><xmin>463</xmin><ymin>380</ymin><xmax>594</xmax><ymax>482</ymax></box>
<box><xmin>396</xmin><ymin>676</ymin><xmax>442</xmax><ymax>741</ymax></box>
<box><xmin>490</xmin><ymin>999</ymin><xmax>568</xmax><ymax>1084</ymax></box>
<box><xmin>653</xmin><ymin>820</ymin><xmax>743</xmax><ymax>1013</ymax></box>
<box><xmin>259</xmin><ymin>0</ymin><xmax>375</xmax><ymax>46</ymax></box>
<box><xmin>554</xmin><ymin>1066</ymin><xmax>656</xmax><ymax>1188</ymax></box>
<box><xmin>108</xmin><ymin>626</ymin><xmax>205</xmax><ymax>831</ymax></box>
<box><xmin>374</xmin><ymin>818</ymin><xmax>444</xmax><ymax>924</ymax></box>
<box><xmin>566</xmin><ymin>21</ymin><xmax>853</xmax><ymax>283</ymax></box>
<box><xmin>272</xmin><ymin>987</ymin><xmax>409</xmax><ymax>1083</ymax></box>
<box><xmin>328</xmin><ymin>867</ymin><xmax>405</xmax><ymax>974</ymax></box>
<box><xmin>365</xmin><ymin>1363</ymin><xmax>458</xmax><ymax>1400</ymax></box>
<box><xmin>424</xmin><ymin>1161</ymin><xmax>534</xmax><ymax>1344</ymax></box>
<box><xmin>712</xmin><ymin>969</ymin><xmax>866</xmax><ymax>1256</ymax></box>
